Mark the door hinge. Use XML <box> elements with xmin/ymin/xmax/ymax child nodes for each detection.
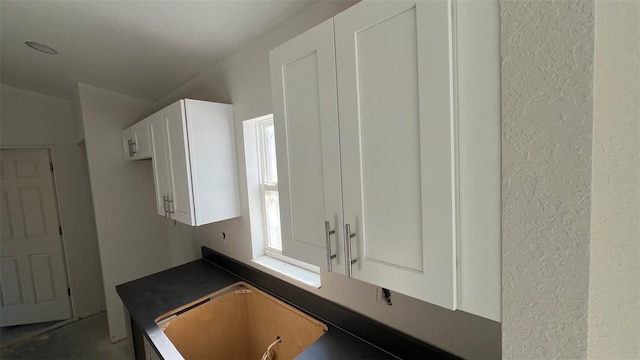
<box><xmin>59</xmin><ymin>226</ymin><xmax>63</xmax><ymax>235</ymax></box>
<box><xmin>68</xmin><ymin>287</ymin><xmax>71</xmax><ymax>296</ymax></box>
<box><xmin>50</xmin><ymin>163</ymin><xmax>54</xmax><ymax>172</ymax></box>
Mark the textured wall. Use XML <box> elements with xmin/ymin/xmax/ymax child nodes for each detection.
<box><xmin>588</xmin><ymin>1</ymin><xmax>640</xmax><ymax>358</ymax></box>
<box><xmin>501</xmin><ymin>1</ymin><xmax>595</xmax><ymax>358</ymax></box>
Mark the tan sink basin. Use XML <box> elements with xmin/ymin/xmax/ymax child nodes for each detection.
<box><xmin>155</xmin><ymin>282</ymin><xmax>327</xmax><ymax>360</ymax></box>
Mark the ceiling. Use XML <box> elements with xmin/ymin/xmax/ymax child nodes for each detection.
<box><xmin>0</xmin><ymin>0</ymin><xmax>316</xmax><ymax>102</ymax></box>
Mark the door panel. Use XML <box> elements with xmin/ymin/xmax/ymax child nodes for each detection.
<box><xmin>164</xmin><ymin>100</ymin><xmax>195</xmax><ymax>225</ymax></box>
<box><xmin>0</xmin><ymin>257</ymin><xmax>23</xmax><ymax>306</ymax></box>
<box><xmin>0</xmin><ymin>149</ymin><xmax>72</xmax><ymax>326</ymax></box>
<box><xmin>285</xmin><ymin>52</ymin><xmax>326</xmax><ymax>251</ymax></box>
<box><xmin>270</xmin><ymin>18</ymin><xmax>344</xmax><ymax>272</ymax></box>
<box><xmin>1</xmin><ymin>190</ymin><xmax>13</xmax><ymax>239</ymax></box>
<box><xmin>356</xmin><ymin>7</ymin><xmax>423</xmax><ymax>271</ymax></box>
<box><xmin>30</xmin><ymin>254</ymin><xmax>55</xmax><ymax>302</ymax></box>
<box><xmin>149</xmin><ymin>110</ymin><xmax>172</xmax><ymax>217</ymax></box>
<box><xmin>132</xmin><ymin>118</ymin><xmax>151</xmax><ymax>159</ymax></box>
<box><xmin>335</xmin><ymin>1</ymin><xmax>456</xmax><ymax>309</ymax></box>
<box><xmin>20</xmin><ymin>187</ymin><xmax>47</xmax><ymax>237</ymax></box>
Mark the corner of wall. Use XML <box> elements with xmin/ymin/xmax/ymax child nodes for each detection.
<box><xmin>588</xmin><ymin>1</ymin><xmax>640</xmax><ymax>358</ymax></box>
<box><xmin>501</xmin><ymin>0</ymin><xmax>595</xmax><ymax>358</ymax></box>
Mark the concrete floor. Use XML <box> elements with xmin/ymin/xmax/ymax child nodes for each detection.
<box><xmin>1</xmin><ymin>313</ymin><xmax>130</xmax><ymax>360</ymax></box>
<box><xmin>1</xmin><ymin>319</ymin><xmax>66</xmax><ymax>347</ymax></box>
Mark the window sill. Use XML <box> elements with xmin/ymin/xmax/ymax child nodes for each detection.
<box><xmin>251</xmin><ymin>256</ymin><xmax>321</xmax><ymax>289</ymax></box>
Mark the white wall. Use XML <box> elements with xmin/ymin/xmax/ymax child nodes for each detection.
<box><xmin>588</xmin><ymin>1</ymin><xmax>640</xmax><ymax>358</ymax></box>
<box><xmin>152</xmin><ymin>2</ymin><xmax>501</xmax><ymax>359</ymax></box>
<box><xmin>71</xmin><ymin>86</ymin><xmax>85</xmax><ymax>143</ymax></box>
<box><xmin>77</xmin><ymin>83</ymin><xmax>173</xmax><ymax>342</ymax></box>
<box><xmin>501</xmin><ymin>0</ymin><xmax>595</xmax><ymax>358</ymax></box>
<box><xmin>0</xmin><ymin>84</ymin><xmax>105</xmax><ymax>319</ymax></box>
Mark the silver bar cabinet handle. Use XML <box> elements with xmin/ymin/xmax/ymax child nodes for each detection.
<box><xmin>127</xmin><ymin>139</ymin><xmax>133</xmax><ymax>157</ymax></box>
<box><xmin>344</xmin><ymin>223</ymin><xmax>357</xmax><ymax>277</ymax></box>
<box><xmin>167</xmin><ymin>196</ymin><xmax>174</xmax><ymax>216</ymax></box>
<box><xmin>324</xmin><ymin>221</ymin><xmax>337</xmax><ymax>272</ymax></box>
<box><xmin>131</xmin><ymin>140</ymin><xmax>137</xmax><ymax>155</ymax></box>
<box><xmin>162</xmin><ymin>195</ymin><xmax>168</xmax><ymax>217</ymax></box>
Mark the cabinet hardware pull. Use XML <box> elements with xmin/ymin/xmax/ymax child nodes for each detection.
<box><xmin>344</xmin><ymin>224</ymin><xmax>357</xmax><ymax>277</ymax></box>
<box><xmin>167</xmin><ymin>196</ymin><xmax>174</xmax><ymax>216</ymax></box>
<box><xmin>131</xmin><ymin>140</ymin><xmax>137</xmax><ymax>155</ymax></box>
<box><xmin>127</xmin><ymin>139</ymin><xmax>134</xmax><ymax>157</ymax></box>
<box><xmin>324</xmin><ymin>221</ymin><xmax>337</xmax><ymax>272</ymax></box>
<box><xmin>162</xmin><ymin>195</ymin><xmax>168</xmax><ymax>217</ymax></box>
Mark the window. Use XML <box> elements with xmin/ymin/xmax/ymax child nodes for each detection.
<box><xmin>243</xmin><ymin>115</ymin><xmax>320</xmax><ymax>288</ymax></box>
<box><xmin>256</xmin><ymin>119</ymin><xmax>282</xmax><ymax>253</ymax></box>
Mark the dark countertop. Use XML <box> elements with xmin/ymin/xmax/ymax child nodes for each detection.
<box><xmin>116</xmin><ymin>248</ymin><xmax>459</xmax><ymax>360</ymax></box>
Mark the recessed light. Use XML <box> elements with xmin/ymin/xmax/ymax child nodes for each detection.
<box><xmin>25</xmin><ymin>41</ymin><xmax>58</xmax><ymax>55</ymax></box>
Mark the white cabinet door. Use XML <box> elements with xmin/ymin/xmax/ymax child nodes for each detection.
<box><xmin>335</xmin><ymin>0</ymin><xmax>457</xmax><ymax>310</ymax></box>
<box><xmin>270</xmin><ymin>19</ymin><xmax>345</xmax><ymax>273</ymax></box>
<box><xmin>131</xmin><ymin>118</ymin><xmax>151</xmax><ymax>159</ymax></box>
<box><xmin>163</xmin><ymin>100</ymin><xmax>195</xmax><ymax>225</ymax></box>
<box><xmin>123</xmin><ymin>119</ymin><xmax>151</xmax><ymax>161</ymax></box>
<box><xmin>149</xmin><ymin>110</ymin><xmax>172</xmax><ymax>217</ymax></box>
<box><xmin>122</xmin><ymin>127</ymin><xmax>135</xmax><ymax>160</ymax></box>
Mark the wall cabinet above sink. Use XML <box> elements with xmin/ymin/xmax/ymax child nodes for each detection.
<box><xmin>270</xmin><ymin>0</ymin><xmax>501</xmax><ymax>322</ymax></box>
<box><xmin>271</xmin><ymin>1</ymin><xmax>456</xmax><ymax>311</ymax></box>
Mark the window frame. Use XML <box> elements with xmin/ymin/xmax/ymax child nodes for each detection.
<box><xmin>243</xmin><ymin>114</ymin><xmax>320</xmax><ymax>279</ymax></box>
<box><xmin>255</xmin><ymin>117</ymin><xmax>282</xmax><ymax>253</ymax></box>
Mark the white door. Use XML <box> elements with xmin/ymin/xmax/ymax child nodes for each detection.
<box><xmin>164</xmin><ymin>100</ymin><xmax>195</xmax><ymax>225</ymax></box>
<box><xmin>0</xmin><ymin>149</ymin><xmax>72</xmax><ymax>326</ymax></box>
<box><xmin>270</xmin><ymin>18</ymin><xmax>345</xmax><ymax>273</ymax></box>
<box><xmin>335</xmin><ymin>1</ymin><xmax>457</xmax><ymax>310</ymax></box>
<box><xmin>149</xmin><ymin>110</ymin><xmax>172</xmax><ymax>217</ymax></box>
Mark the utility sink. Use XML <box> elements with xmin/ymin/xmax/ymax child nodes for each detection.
<box><xmin>155</xmin><ymin>282</ymin><xmax>328</xmax><ymax>359</ymax></box>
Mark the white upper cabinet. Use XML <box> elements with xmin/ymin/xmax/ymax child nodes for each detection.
<box><xmin>149</xmin><ymin>99</ymin><xmax>240</xmax><ymax>226</ymax></box>
<box><xmin>148</xmin><ymin>110</ymin><xmax>171</xmax><ymax>218</ymax></box>
<box><xmin>335</xmin><ymin>1</ymin><xmax>456</xmax><ymax>310</ymax></box>
<box><xmin>270</xmin><ymin>0</ymin><xmax>501</xmax><ymax>321</ymax></box>
<box><xmin>122</xmin><ymin>118</ymin><xmax>151</xmax><ymax>161</ymax></box>
<box><xmin>271</xmin><ymin>0</ymin><xmax>458</xmax><ymax>311</ymax></box>
<box><xmin>270</xmin><ymin>19</ymin><xmax>346</xmax><ymax>275</ymax></box>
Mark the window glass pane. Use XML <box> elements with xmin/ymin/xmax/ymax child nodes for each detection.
<box><xmin>264</xmin><ymin>190</ymin><xmax>282</xmax><ymax>251</ymax></box>
<box><xmin>263</xmin><ymin>122</ymin><xmax>278</xmax><ymax>184</ymax></box>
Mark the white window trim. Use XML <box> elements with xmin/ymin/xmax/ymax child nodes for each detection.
<box><xmin>260</xmin><ymin>183</ymin><xmax>280</xmax><ymax>252</ymax></box>
<box><xmin>243</xmin><ymin>114</ymin><xmax>320</xmax><ymax>288</ymax></box>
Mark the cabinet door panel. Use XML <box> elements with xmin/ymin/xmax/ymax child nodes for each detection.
<box><xmin>336</xmin><ymin>0</ymin><xmax>456</xmax><ymax>309</ymax></box>
<box><xmin>132</xmin><ymin>118</ymin><xmax>151</xmax><ymax>159</ymax></box>
<box><xmin>149</xmin><ymin>111</ymin><xmax>171</xmax><ymax>217</ymax></box>
<box><xmin>122</xmin><ymin>127</ymin><xmax>134</xmax><ymax>160</ymax></box>
<box><xmin>270</xmin><ymin>19</ymin><xmax>344</xmax><ymax>272</ymax></box>
<box><xmin>164</xmin><ymin>100</ymin><xmax>195</xmax><ymax>225</ymax></box>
